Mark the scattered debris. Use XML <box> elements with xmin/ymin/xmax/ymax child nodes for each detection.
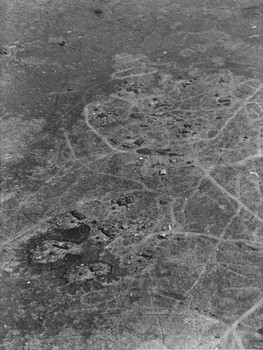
<box><xmin>31</xmin><ymin>240</ymin><xmax>82</xmax><ymax>264</ymax></box>
<box><xmin>111</xmin><ymin>195</ymin><xmax>134</xmax><ymax>207</ymax></box>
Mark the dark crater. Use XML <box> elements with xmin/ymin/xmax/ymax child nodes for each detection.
<box><xmin>16</xmin><ymin>212</ymin><xmax>127</xmax><ymax>289</ymax></box>
<box><xmin>52</xmin><ymin>224</ymin><xmax>90</xmax><ymax>244</ymax></box>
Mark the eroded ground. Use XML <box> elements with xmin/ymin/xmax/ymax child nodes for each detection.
<box><xmin>1</xmin><ymin>0</ymin><xmax>263</xmax><ymax>349</ymax></box>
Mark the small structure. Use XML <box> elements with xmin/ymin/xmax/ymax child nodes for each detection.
<box><xmin>159</xmin><ymin>169</ymin><xmax>167</xmax><ymax>176</ymax></box>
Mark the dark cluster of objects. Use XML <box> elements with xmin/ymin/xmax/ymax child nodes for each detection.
<box><xmin>18</xmin><ymin>211</ymin><xmax>127</xmax><ymax>289</ymax></box>
<box><xmin>0</xmin><ymin>47</ymin><xmax>8</xmax><ymax>55</ymax></box>
<box><xmin>111</xmin><ymin>195</ymin><xmax>134</xmax><ymax>207</ymax></box>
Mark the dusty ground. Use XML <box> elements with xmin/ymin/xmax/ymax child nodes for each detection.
<box><xmin>1</xmin><ymin>0</ymin><xmax>263</xmax><ymax>349</ymax></box>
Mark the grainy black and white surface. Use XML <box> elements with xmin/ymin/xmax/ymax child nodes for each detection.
<box><xmin>1</xmin><ymin>0</ymin><xmax>263</xmax><ymax>349</ymax></box>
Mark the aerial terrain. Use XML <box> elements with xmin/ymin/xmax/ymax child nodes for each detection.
<box><xmin>1</xmin><ymin>0</ymin><xmax>263</xmax><ymax>349</ymax></box>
